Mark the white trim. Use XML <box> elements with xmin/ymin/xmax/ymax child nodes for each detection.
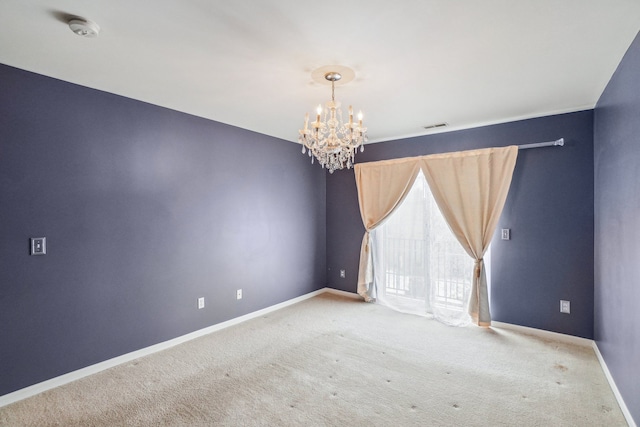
<box><xmin>323</xmin><ymin>288</ymin><xmax>362</xmax><ymax>300</ymax></box>
<box><xmin>592</xmin><ymin>342</ymin><xmax>637</xmax><ymax>427</ymax></box>
<box><xmin>491</xmin><ymin>321</ymin><xmax>593</xmax><ymax>347</ymax></box>
<box><xmin>365</xmin><ymin>106</ymin><xmax>593</xmax><ymax>144</ymax></box>
<box><xmin>492</xmin><ymin>321</ymin><xmax>636</xmax><ymax>426</ymax></box>
<box><xmin>1</xmin><ymin>287</ymin><xmax>633</xmax><ymax>427</ymax></box>
<box><xmin>0</xmin><ymin>287</ymin><xmax>328</xmax><ymax>408</ymax></box>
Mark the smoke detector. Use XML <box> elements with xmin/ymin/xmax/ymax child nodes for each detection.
<box><xmin>68</xmin><ymin>18</ymin><xmax>100</xmax><ymax>38</ymax></box>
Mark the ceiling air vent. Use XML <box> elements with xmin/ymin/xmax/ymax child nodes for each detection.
<box><xmin>423</xmin><ymin>122</ymin><xmax>448</xmax><ymax>130</ymax></box>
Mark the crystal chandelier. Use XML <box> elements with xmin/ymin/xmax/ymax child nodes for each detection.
<box><xmin>298</xmin><ymin>71</ymin><xmax>367</xmax><ymax>173</ymax></box>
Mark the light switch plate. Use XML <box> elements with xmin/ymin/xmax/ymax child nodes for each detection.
<box><xmin>501</xmin><ymin>229</ymin><xmax>511</xmax><ymax>240</ymax></box>
<box><xmin>30</xmin><ymin>237</ymin><xmax>46</xmax><ymax>255</ymax></box>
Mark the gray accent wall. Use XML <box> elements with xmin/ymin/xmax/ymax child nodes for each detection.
<box><xmin>594</xmin><ymin>31</ymin><xmax>640</xmax><ymax>424</ymax></box>
<box><xmin>327</xmin><ymin>111</ymin><xmax>595</xmax><ymax>339</ymax></box>
<box><xmin>0</xmin><ymin>64</ymin><xmax>326</xmax><ymax>396</ymax></box>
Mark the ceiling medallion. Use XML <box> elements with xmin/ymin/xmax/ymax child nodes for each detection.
<box><xmin>298</xmin><ymin>69</ymin><xmax>367</xmax><ymax>173</ymax></box>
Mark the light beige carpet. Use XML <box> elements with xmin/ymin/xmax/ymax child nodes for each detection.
<box><xmin>0</xmin><ymin>293</ymin><xmax>627</xmax><ymax>426</ymax></box>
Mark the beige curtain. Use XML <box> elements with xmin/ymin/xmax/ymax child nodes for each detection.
<box><xmin>355</xmin><ymin>146</ymin><xmax>518</xmax><ymax>326</ymax></box>
<box><xmin>354</xmin><ymin>157</ymin><xmax>421</xmax><ymax>301</ymax></box>
<box><xmin>420</xmin><ymin>146</ymin><xmax>518</xmax><ymax>326</ymax></box>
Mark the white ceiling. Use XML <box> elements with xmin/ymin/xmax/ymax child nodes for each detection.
<box><xmin>1</xmin><ymin>1</ymin><xmax>639</xmax><ymax>143</ymax></box>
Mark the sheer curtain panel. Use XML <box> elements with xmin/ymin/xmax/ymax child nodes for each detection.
<box><xmin>355</xmin><ymin>158</ymin><xmax>421</xmax><ymax>301</ymax></box>
<box><xmin>355</xmin><ymin>146</ymin><xmax>518</xmax><ymax>326</ymax></box>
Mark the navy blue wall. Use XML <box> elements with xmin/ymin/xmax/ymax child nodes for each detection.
<box><xmin>0</xmin><ymin>64</ymin><xmax>326</xmax><ymax>396</ymax></box>
<box><xmin>594</xmin><ymin>31</ymin><xmax>640</xmax><ymax>424</ymax></box>
<box><xmin>327</xmin><ymin>111</ymin><xmax>594</xmax><ymax>338</ymax></box>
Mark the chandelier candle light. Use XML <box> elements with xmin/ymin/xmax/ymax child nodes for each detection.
<box><xmin>299</xmin><ymin>71</ymin><xmax>367</xmax><ymax>173</ymax></box>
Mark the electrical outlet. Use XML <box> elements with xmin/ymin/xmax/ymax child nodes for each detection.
<box><xmin>340</xmin><ymin>269</ymin><xmax>346</xmax><ymax>278</ymax></box>
<box><xmin>198</xmin><ymin>297</ymin><xmax>205</xmax><ymax>309</ymax></box>
<box><xmin>560</xmin><ymin>300</ymin><xmax>570</xmax><ymax>314</ymax></box>
<box><xmin>236</xmin><ymin>289</ymin><xmax>242</xmax><ymax>300</ymax></box>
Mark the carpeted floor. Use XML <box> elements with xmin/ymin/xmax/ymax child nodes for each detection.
<box><xmin>0</xmin><ymin>293</ymin><xmax>627</xmax><ymax>426</ymax></box>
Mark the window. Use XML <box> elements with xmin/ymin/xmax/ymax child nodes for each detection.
<box><xmin>370</xmin><ymin>171</ymin><xmax>473</xmax><ymax>325</ymax></box>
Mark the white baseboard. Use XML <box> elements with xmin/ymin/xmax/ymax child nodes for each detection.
<box><xmin>491</xmin><ymin>321</ymin><xmax>593</xmax><ymax>347</ymax></box>
<box><xmin>491</xmin><ymin>321</ymin><xmax>635</xmax><ymax>426</ymax></box>
<box><xmin>0</xmin><ymin>287</ymin><xmax>329</xmax><ymax>408</ymax></box>
<box><xmin>592</xmin><ymin>342</ymin><xmax>637</xmax><ymax>427</ymax></box>
<box><xmin>1</xmin><ymin>287</ymin><xmax>634</xmax><ymax>427</ymax></box>
<box><xmin>323</xmin><ymin>288</ymin><xmax>362</xmax><ymax>300</ymax></box>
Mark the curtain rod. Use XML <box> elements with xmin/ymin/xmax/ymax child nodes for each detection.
<box><xmin>518</xmin><ymin>138</ymin><xmax>564</xmax><ymax>150</ymax></box>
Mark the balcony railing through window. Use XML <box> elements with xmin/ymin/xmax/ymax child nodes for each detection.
<box><xmin>381</xmin><ymin>237</ymin><xmax>471</xmax><ymax>312</ymax></box>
